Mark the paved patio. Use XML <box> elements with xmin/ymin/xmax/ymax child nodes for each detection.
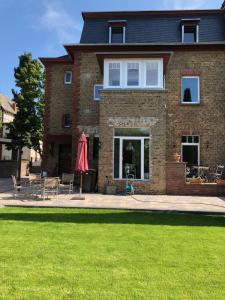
<box><xmin>0</xmin><ymin>178</ymin><xmax>225</xmax><ymax>214</ymax></box>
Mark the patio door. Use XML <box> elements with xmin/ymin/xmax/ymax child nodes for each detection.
<box><xmin>181</xmin><ymin>136</ymin><xmax>200</xmax><ymax>166</ymax></box>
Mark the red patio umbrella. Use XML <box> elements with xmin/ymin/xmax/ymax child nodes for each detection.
<box><xmin>75</xmin><ymin>133</ymin><xmax>89</xmax><ymax>195</ymax></box>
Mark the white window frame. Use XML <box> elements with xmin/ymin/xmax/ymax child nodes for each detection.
<box><xmin>144</xmin><ymin>60</ymin><xmax>164</xmax><ymax>88</ymax></box>
<box><xmin>93</xmin><ymin>84</ymin><xmax>103</xmax><ymax>101</ymax></box>
<box><xmin>181</xmin><ymin>76</ymin><xmax>200</xmax><ymax>104</ymax></box>
<box><xmin>181</xmin><ymin>136</ymin><xmax>200</xmax><ymax>166</ymax></box>
<box><xmin>182</xmin><ymin>24</ymin><xmax>199</xmax><ymax>43</ymax></box>
<box><xmin>104</xmin><ymin>59</ymin><xmax>164</xmax><ymax>89</ymax></box>
<box><xmin>104</xmin><ymin>61</ymin><xmax>122</xmax><ymax>88</ymax></box>
<box><xmin>126</xmin><ymin>62</ymin><xmax>141</xmax><ymax>88</ymax></box>
<box><xmin>64</xmin><ymin>71</ymin><xmax>72</xmax><ymax>84</ymax></box>
<box><xmin>113</xmin><ymin>135</ymin><xmax>150</xmax><ymax>180</ymax></box>
<box><xmin>109</xmin><ymin>26</ymin><xmax>126</xmax><ymax>44</ymax></box>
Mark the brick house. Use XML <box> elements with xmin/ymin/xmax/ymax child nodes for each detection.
<box><xmin>40</xmin><ymin>2</ymin><xmax>225</xmax><ymax>194</ymax></box>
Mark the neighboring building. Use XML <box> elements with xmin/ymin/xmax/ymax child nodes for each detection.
<box><xmin>40</xmin><ymin>2</ymin><xmax>225</xmax><ymax>193</ymax></box>
<box><xmin>0</xmin><ymin>93</ymin><xmax>16</xmax><ymax>160</ymax></box>
<box><xmin>0</xmin><ymin>93</ymin><xmax>42</xmax><ymax>176</ymax></box>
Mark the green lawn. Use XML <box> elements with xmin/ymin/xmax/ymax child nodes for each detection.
<box><xmin>0</xmin><ymin>208</ymin><xmax>225</xmax><ymax>300</ymax></box>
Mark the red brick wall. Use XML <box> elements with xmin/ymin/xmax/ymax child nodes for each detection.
<box><xmin>166</xmin><ymin>162</ymin><xmax>225</xmax><ymax>196</ymax></box>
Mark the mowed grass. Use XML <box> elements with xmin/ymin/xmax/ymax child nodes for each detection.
<box><xmin>0</xmin><ymin>208</ymin><xmax>225</xmax><ymax>300</ymax></box>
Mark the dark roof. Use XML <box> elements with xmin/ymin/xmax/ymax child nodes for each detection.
<box><xmin>39</xmin><ymin>54</ymin><xmax>72</xmax><ymax>65</ymax></box>
<box><xmin>80</xmin><ymin>13</ymin><xmax>225</xmax><ymax>44</ymax></box>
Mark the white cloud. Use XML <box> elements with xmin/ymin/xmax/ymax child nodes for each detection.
<box><xmin>40</xmin><ymin>2</ymin><xmax>81</xmax><ymax>43</ymax></box>
<box><xmin>162</xmin><ymin>0</ymin><xmax>206</xmax><ymax>10</ymax></box>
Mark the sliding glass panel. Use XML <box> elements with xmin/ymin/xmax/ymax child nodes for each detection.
<box><xmin>122</xmin><ymin>140</ymin><xmax>141</xmax><ymax>179</ymax></box>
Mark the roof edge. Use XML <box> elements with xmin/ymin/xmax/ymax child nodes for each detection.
<box><xmin>82</xmin><ymin>9</ymin><xmax>225</xmax><ymax>20</ymax></box>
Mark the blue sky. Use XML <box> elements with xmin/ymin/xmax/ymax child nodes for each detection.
<box><xmin>0</xmin><ymin>0</ymin><xmax>222</xmax><ymax>98</ymax></box>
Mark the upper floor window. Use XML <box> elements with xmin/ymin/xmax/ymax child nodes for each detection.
<box><xmin>181</xmin><ymin>76</ymin><xmax>200</xmax><ymax>104</ymax></box>
<box><xmin>64</xmin><ymin>71</ymin><xmax>72</xmax><ymax>84</ymax></box>
<box><xmin>104</xmin><ymin>59</ymin><xmax>163</xmax><ymax>89</ymax></box>
<box><xmin>108</xmin><ymin>20</ymin><xmax>126</xmax><ymax>44</ymax></box>
<box><xmin>127</xmin><ymin>63</ymin><xmax>139</xmax><ymax>86</ymax></box>
<box><xmin>181</xmin><ymin>19</ymin><xmax>200</xmax><ymax>43</ymax></box>
<box><xmin>108</xmin><ymin>62</ymin><xmax>121</xmax><ymax>86</ymax></box>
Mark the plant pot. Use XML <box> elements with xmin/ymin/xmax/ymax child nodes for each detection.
<box><xmin>173</xmin><ymin>153</ymin><xmax>181</xmax><ymax>162</ymax></box>
<box><xmin>190</xmin><ymin>178</ymin><xmax>202</xmax><ymax>184</ymax></box>
<box><xmin>216</xmin><ymin>179</ymin><xmax>225</xmax><ymax>186</ymax></box>
<box><xmin>105</xmin><ymin>185</ymin><xmax>117</xmax><ymax>195</ymax></box>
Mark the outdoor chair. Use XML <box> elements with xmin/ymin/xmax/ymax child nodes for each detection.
<box><xmin>208</xmin><ymin>165</ymin><xmax>224</xmax><ymax>182</ymax></box>
<box><xmin>59</xmin><ymin>173</ymin><xmax>74</xmax><ymax>194</ymax></box>
<box><xmin>41</xmin><ymin>177</ymin><xmax>59</xmax><ymax>199</ymax></box>
<box><xmin>11</xmin><ymin>175</ymin><xmax>28</xmax><ymax>199</ymax></box>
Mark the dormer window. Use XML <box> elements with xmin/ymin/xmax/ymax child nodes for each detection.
<box><xmin>108</xmin><ymin>20</ymin><xmax>126</xmax><ymax>44</ymax></box>
<box><xmin>181</xmin><ymin>19</ymin><xmax>200</xmax><ymax>43</ymax></box>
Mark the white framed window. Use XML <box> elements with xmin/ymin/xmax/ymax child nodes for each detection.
<box><xmin>181</xmin><ymin>76</ymin><xmax>200</xmax><ymax>104</ymax></box>
<box><xmin>109</xmin><ymin>26</ymin><xmax>126</xmax><ymax>44</ymax></box>
<box><xmin>105</xmin><ymin>62</ymin><xmax>121</xmax><ymax>88</ymax></box>
<box><xmin>113</xmin><ymin>128</ymin><xmax>150</xmax><ymax>180</ymax></box>
<box><xmin>64</xmin><ymin>71</ymin><xmax>72</xmax><ymax>84</ymax></box>
<box><xmin>127</xmin><ymin>62</ymin><xmax>140</xmax><ymax>87</ymax></box>
<box><xmin>104</xmin><ymin>59</ymin><xmax>164</xmax><ymax>89</ymax></box>
<box><xmin>181</xmin><ymin>135</ymin><xmax>200</xmax><ymax>166</ymax></box>
<box><xmin>93</xmin><ymin>84</ymin><xmax>103</xmax><ymax>101</ymax></box>
<box><xmin>182</xmin><ymin>24</ymin><xmax>199</xmax><ymax>43</ymax></box>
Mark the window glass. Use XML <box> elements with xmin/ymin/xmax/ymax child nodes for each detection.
<box><xmin>63</xmin><ymin>114</ymin><xmax>71</xmax><ymax>128</ymax></box>
<box><xmin>127</xmin><ymin>63</ymin><xmax>139</xmax><ymax>86</ymax></box>
<box><xmin>183</xmin><ymin>26</ymin><xmax>196</xmax><ymax>43</ymax></box>
<box><xmin>182</xmin><ymin>77</ymin><xmax>199</xmax><ymax>103</ymax></box>
<box><xmin>123</xmin><ymin>140</ymin><xmax>141</xmax><ymax>179</ymax></box>
<box><xmin>109</xmin><ymin>63</ymin><xmax>120</xmax><ymax>86</ymax></box>
<box><xmin>93</xmin><ymin>137</ymin><xmax>99</xmax><ymax>159</ymax></box>
<box><xmin>144</xmin><ymin>139</ymin><xmax>149</xmax><ymax>179</ymax></box>
<box><xmin>146</xmin><ymin>62</ymin><xmax>158</xmax><ymax>86</ymax></box>
<box><xmin>114</xmin><ymin>138</ymin><xmax>120</xmax><ymax>178</ymax></box>
<box><xmin>194</xmin><ymin>136</ymin><xmax>199</xmax><ymax>143</ymax></box>
<box><xmin>111</xmin><ymin>27</ymin><xmax>123</xmax><ymax>43</ymax></box>
<box><xmin>94</xmin><ymin>85</ymin><xmax>103</xmax><ymax>100</ymax></box>
<box><xmin>115</xmin><ymin>128</ymin><xmax>149</xmax><ymax>137</ymax></box>
<box><xmin>64</xmin><ymin>71</ymin><xmax>72</xmax><ymax>84</ymax></box>
<box><xmin>182</xmin><ymin>145</ymin><xmax>198</xmax><ymax>166</ymax></box>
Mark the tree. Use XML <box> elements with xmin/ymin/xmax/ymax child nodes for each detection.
<box><xmin>7</xmin><ymin>52</ymin><xmax>44</xmax><ymax>180</ymax></box>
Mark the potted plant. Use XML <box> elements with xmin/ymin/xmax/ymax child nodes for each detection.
<box><xmin>105</xmin><ymin>176</ymin><xmax>117</xmax><ymax>195</ymax></box>
<box><xmin>173</xmin><ymin>152</ymin><xmax>181</xmax><ymax>162</ymax></box>
<box><xmin>190</xmin><ymin>177</ymin><xmax>203</xmax><ymax>184</ymax></box>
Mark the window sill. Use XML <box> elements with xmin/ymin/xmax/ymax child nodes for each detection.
<box><xmin>180</xmin><ymin>101</ymin><xmax>201</xmax><ymax>105</ymax></box>
<box><xmin>102</xmin><ymin>88</ymin><xmax>167</xmax><ymax>93</ymax></box>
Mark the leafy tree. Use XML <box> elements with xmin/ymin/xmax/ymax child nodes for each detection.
<box><xmin>7</xmin><ymin>52</ymin><xmax>44</xmax><ymax>180</ymax></box>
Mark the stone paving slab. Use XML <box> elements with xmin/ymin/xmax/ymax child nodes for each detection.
<box><xmin>1</xmin><ymin>192</ymin><xmax>225</xmax><ymax>214</ymax></box>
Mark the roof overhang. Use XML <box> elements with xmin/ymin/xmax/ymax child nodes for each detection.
<box><xmin>95</xmin><ymin>51</ymin><xmax>173</xmax><ymax>73</ymax></box>
<box><xmin>64</xmin><ymin>42</ymin><xmax>225</xmax><ymax>60</ymax></box>
<box><xmin>82</xmin><ymin>9</ymin><xmax>225</xmax><ymax>20</ymax></box>
<box><xmin>39</xmin><ymin>56</ymin><xmax>72</xmax><ymax>66</ymax></box>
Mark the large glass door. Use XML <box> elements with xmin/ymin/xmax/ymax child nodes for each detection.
<box><xmin>122</xmin><ymin>139</ymin><xmax>141</xmax><ymax>179</ymax></box>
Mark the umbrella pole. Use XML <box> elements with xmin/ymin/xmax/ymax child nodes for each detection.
<box><xmin>80</xmin><ymin>172</ymin><xmax>82</xmax><ymax>196</ymax></box>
